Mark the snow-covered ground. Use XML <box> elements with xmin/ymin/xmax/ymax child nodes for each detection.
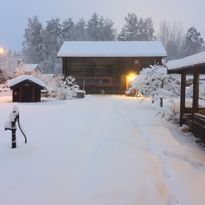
<box><xmin>0</xmin><ymin>95</ymin><xmax>205</xmax><ymax>205</ymax></box>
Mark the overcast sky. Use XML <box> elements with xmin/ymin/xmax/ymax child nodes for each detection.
<box><xmin>1</xmin><ymin>0</ymin><xmax>205</xmax><ymax>51</ymax></box>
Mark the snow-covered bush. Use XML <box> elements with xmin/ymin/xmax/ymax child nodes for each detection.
<box><xmin>0</xmin><ymin>69</ymin><xmax>7</xmax><ymax>83</ymax></box>
<box><xmin>131</xmin><ymin>65</ymin><xmax>180</xmax><ymax>107</ymax></box>
<box><xmin>125</xmin><ymin>86</ymin><xmax>143</xmax><ymax>97</ymax></box>
<box><xmin>0</xmin><ymin>51</ymin><xmax>16</xmax><ymax>80</ymax></box>
<box><xmin>33</xmin><ymin>74</ymin><xmax>55</xmax><ymax>97</ymax></box>
<box><xmin>157</xmin><ymin>99</ymin><xmax>180</xmax><ymax>123</ymax></box>
<box><xmin>199</xmin><ymin>83</ymin><xmax>205</xmax><ymax>100</ymax></box>
<box><xmin>39</xmin><ymin>74</ymin><xmax>82</xmax><ymax>100</ymax></box>
<box><xmin>55</xmin><ymin>75</ymin><xmax>76</xmax><ymax>99</ymax></box>
<box><xmin>187</xmin><ymin>82</ymin><xmax>205</xmax><ymax>100</ymax></box>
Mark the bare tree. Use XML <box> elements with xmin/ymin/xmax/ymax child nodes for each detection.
<box><xmin>158</xmin><ymin>20</ymin><xmax>185</xmax><ymax>60</ymax></box>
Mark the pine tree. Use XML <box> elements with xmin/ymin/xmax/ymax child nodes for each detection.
<box><xmin>118</xmin><ymin>13</ymin><xmax>154</xmax><ymax>41</ymax></box>
<box><xmin>183</xmin><ymin>27</ymin><xmax>204</xmax><ymax>56</ymax></box>
<box><xmin>62</xmin><ymin>18</ymin><xmax>75</xmax><ymax>40</ymax></box>
<box><xmin>87</xmin><ymin>13</ymin><xmax>115</xmax><ymax>41</ymax></box>
<box><xmin>22</xmin><ymin>16</ymin><xmax>44</xmax><ymax>64</ymax></box>
<box><xmin>73</xmin><ymin>18</ymin><xmax>89</xmax><ymax>40</ymax></box>
<box><xmin>118</xmin><ymin>13</ymin><xmax>139</xmax><ymax>41</ymax></box>
<box><xmin>100</xmin><ymin>19</ymin><xmax>116</xmax><ymax>40</ymax></box>
<box><xmin>22</xmin><ymin>14</ymin><xmax>116</xmax><ymax>73</ymax></box>
<box><xmin>87</xmin><ymin>13</ymin><xmax>103</xmax><ymax>40</ymax></box>
<box><xmin>41</xmin><ymin>18</ymin><xmax>62</xmax><ymax>73</ymax></box>
<box><xmin>138</xmin><ymin>17</ymin><xmax>154</xmax><ymax>40</ymax></box>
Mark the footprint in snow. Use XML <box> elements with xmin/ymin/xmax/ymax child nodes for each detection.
<box><xmin>163</xmin><ymin>150</ymin><xmax>205</xmax><ymax>171</ymax></box>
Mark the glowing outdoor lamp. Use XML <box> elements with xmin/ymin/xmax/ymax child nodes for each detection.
<box><xmin>0</xmin><ymin>47</ymin><xmax>5</xmax><ymax>55</ymax></box>
<box><xmin>127</xmin><ymin>72</ymin><xmax>137</xmax><ymax>82</ymax></box>
<box><xmin>126</xmin><ymin>72</ymin><xmax>138</xmax><ymax>89</ymax></box>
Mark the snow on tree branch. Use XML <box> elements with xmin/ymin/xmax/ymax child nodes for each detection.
<box><xmin>131</xmin><ymin>64</ymin><xmax>180</xmax><ymax>106</ymax></box>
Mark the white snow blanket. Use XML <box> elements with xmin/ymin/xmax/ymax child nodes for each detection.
<box><xmin>0</xmin><ymin>95</ymin><xmax>205</xmax><ymax>205</ymax></box>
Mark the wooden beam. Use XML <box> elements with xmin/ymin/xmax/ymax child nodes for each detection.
<box><xmin>192</xmin><ymin>71</ymin><xmax>199</xmax><ymax>114</ymax></box>
<box><xmin>180</xmin><ymin>73</ymin><xmax>186</xmax><ymax>126</ymax></box>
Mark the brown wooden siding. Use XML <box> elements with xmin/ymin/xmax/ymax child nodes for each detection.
<box><xmin>11</xmin><ymin>80</ymin><xmax>43</xmax><ymax>102</ymax></box>
<box><xmin>62</xmin><ymin>57</ymin><xmax>162</xmax><ymax>94</ymax></box>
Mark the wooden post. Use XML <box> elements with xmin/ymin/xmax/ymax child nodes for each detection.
<box><xmin>192</xmin><ymin>71</ymin><xmax>199</xmax><ymax>114</ymax></box>
<box><xmin>180</xmin><ymin>73</ymin><xmax>186</xmax><ymax>126</ymax></box>
<box><xmin>160</xmin><ymin>79</ymin><xmax>164</xmax><ymax>107</ymax></box>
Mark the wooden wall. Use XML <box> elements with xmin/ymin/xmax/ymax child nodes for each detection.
<box><xmin>12</xmin><ymin>81</ymin><xmax>42</xmax><ymax>102</ymax></box>
<box><xmin>62</xmin><ymin>57</ymin><xmax>162</xmax><ymax>94</ymax></box>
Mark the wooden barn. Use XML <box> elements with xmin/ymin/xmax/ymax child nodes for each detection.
<box><xmin>8</xmin><ymin>75</ymin><xmax>45</xmax><ymax>102</ymax></box>
<box><xmin>57</xmin><ymin>41</ymin><xmax>167</xmax><ymax>94</ymax></box>
<box><xmin>167</xmin><ymin>51</ymin><xmax>205</xmax><ymax>141</ymax></box>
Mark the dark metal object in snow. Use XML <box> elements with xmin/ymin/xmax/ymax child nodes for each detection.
<box><xmin>5</xmin><ymin>106</ymin><xmax>27</xmax><ymax>149</ymax></box>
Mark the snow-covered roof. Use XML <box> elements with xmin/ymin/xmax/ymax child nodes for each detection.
<box><xmin>167</xmin><ymin>51</ymin><xmax>205</xmax><ymax>71</ymax></box>
<box><xmin>8</xmin><ymin>75</ymin><xmax>46</xmax><ymax>88</ymax></box>
<box><xmin>21</xmin><ymin>64</ymin><xmax>40</xmax><ymax>72</ymax></box>
<box><xmin>57</xmin><ymin>41</ymin><xmax>167</xmax><ymax>57</ymax></box>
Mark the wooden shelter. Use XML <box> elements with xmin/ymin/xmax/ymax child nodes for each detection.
<box><xmin>167</xmin><ymin>51</ymin><xmax>205</xmax><ymax>141</ymax></box>
<box><xmin>8</xmin><ymin>75</ymin><xmax>45</xmax><ymax>102</ymax></box>
<box><xmin>58</xmin><ymin>41</ymin><xmax>167</xmax><ymax>94</ymax></box>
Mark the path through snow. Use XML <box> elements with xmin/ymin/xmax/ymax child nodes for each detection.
<box><xmin>0</xmin><ymin>95</ymin><xmax>205</xmax><ymax>205</ymax></box>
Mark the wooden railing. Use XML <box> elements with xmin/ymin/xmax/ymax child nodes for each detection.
<box><xmin>192</xmin><ymin>113</ymin><xmax>205</xmax><ymax>143</ymax></box>
<box><xmin>76</xmin><ymin>77</ymin><xmax>113</xmax><ymax>87</ymax></box>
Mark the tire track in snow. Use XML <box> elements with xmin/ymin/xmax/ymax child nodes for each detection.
<box><xmin>124</xmin><ymin>105</ymin><xmax>181</xmax><ymax>205</ymax></box>
<box><xmin>73</xmin><ymin>97</ymin><xmax>169</xmax><ymax>205</ymax></box>
<box><xmin>112</xmin><ymin>100</ymin><xmax>170</xmax><ymax>205</ymax></box>
<box><xmin>120</xmin><ymin>99</ymin><xmax>205</xmax><ymax>205</ymax></box>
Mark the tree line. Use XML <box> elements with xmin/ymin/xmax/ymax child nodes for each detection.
<box><xmin>22</xmin><ymin>12</ymin><xmax>205</xmax><ymax>73</ymax></box>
